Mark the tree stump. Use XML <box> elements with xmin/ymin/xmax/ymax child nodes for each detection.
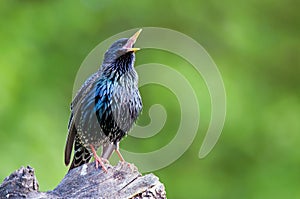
<box><xmin>0</xmin><ymin>162</ymin><xmax>166</xmax><ymax>199</ymax></box>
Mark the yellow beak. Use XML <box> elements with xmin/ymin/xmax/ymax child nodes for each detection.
<box><xmin>124</xmin><ymin>29</ymin><xmax>142</xmax><ymax>52</ymax></box>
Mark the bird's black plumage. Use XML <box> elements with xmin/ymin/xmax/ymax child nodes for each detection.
<box><xmin>65</xmin><ymin>30</ymin><xmax>142</xmax><ymax>171</ymax></box>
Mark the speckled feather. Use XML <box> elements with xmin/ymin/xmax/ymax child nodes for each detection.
<box><xmin>65</xmin><ymin>38</ymin><xmax>142</xmax><ymax>170</ymax></box>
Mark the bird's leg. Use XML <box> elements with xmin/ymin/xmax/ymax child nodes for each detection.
<box><xmin>114</xmin><ymin>142</ymin><xmax>131</xmax><ymax>168</ymax></box>
<box><xmin>115</xmin><ymin>142</ymin><xmax>125</xmax><ymax>162</ymax></box>
<box><xmin>115</xmin><ymin>148</ymin><xmax>125</xmax><ymax>162</ymax></box>
<box><xmin>90</xmin><ymin>144</ymin><xmax>108</xmax><ymax>173</ymax></box>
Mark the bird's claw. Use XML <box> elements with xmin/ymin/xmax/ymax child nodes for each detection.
<box><xmin>94</xmin><ymin>156</ymin><xmax>108</xmax><ymax>173</ymax></box>
<box><xmin>119</xmin><ymin>160</ymin><xmax>131</xmax><ymax>169</ymax></box>
<box><xmin>90</xmin><ymin>144</ymin><xmax>108</xmax><ymax>173</ymax></box>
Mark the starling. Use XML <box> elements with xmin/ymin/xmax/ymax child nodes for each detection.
<box><xmin>64</xmin><ymin>29</ymin><xmax>143</xmax><ymax>172</ymax></box>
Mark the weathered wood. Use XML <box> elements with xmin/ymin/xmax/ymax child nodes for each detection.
<box><xmin>0</xmin><ymin>162</ymin><xmax>166</xmax><ymax>199</ymax></box>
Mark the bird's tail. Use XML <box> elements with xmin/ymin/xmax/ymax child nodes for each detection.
<box><xmin>69</xmin><ymin>139</ymin><xmax>92</xmax><ymax>171</ymax></box>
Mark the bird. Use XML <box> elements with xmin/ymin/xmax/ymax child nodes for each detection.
<box><xmin>64</xmin><ymin>29</ymin><xmax>143</xmax><ymax>172</ymax></box>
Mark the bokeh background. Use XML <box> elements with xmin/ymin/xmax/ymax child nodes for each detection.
<box><xmin>0</xmin><ymin>0</ymin><xmax>299</xmax><ymax>198</ymax></box>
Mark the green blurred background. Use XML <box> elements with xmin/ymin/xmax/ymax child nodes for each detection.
<box><xmin>0</xmin><ymin>0</ymin><xmax>299</xmax><ymax>198</ymax></box>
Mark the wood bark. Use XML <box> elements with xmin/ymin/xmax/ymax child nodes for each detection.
<box><xmin>0</xmin><ymin>162</ymin><xmax>166</xmax><ymax>199</ymax></box>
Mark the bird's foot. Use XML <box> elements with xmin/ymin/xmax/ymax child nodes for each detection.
<box><xmin>115</xmin><ymin>148</ymin><xmax>131</xmax><ymax>168</ymax></box>
<box><xmin>94</xmin><ymin>156</ymin><xmax>108</xmax><ymax>173</ymax></box>
<box><xmin>120</xmin><ymin>160</ymin><xmax>131</xmax><ymax>167</ymax></box>
<box><xmin>90</xmin><ymin>144</ymin><xmax>108</xmax><ymax>173</ymax></box>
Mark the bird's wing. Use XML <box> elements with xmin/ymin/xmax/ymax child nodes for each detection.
<box><xmin>64</xmin><ymin>72</ymin><xmax>99</xmax><ymax>166</ymax></box>
<box><xmin>64</xmin><ymin>113</ymin><xmax>76</xmax><ymax>166</ymax></box>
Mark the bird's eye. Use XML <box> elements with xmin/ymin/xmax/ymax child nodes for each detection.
<box><xmin>118</xmin><ymin>43</ymin><xmax>123</xmax><ymax>47</ymax></box>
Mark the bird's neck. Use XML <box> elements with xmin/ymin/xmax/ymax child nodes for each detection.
<box><xmin>100</xmin><ymin>53</ymin><xmax>137</xmax><ymax>83</ymax></box>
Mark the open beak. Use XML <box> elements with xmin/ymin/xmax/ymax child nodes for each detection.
<box><xmin>124</xmin><ymin>29</ymin><xmax>142</xmax><ymax>52</ymax></box>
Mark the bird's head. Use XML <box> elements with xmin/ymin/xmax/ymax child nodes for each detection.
<box><xmin>103</xmin><ymin>29</ymin><xmax>142</xmax><ymax>64</ymax></box>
